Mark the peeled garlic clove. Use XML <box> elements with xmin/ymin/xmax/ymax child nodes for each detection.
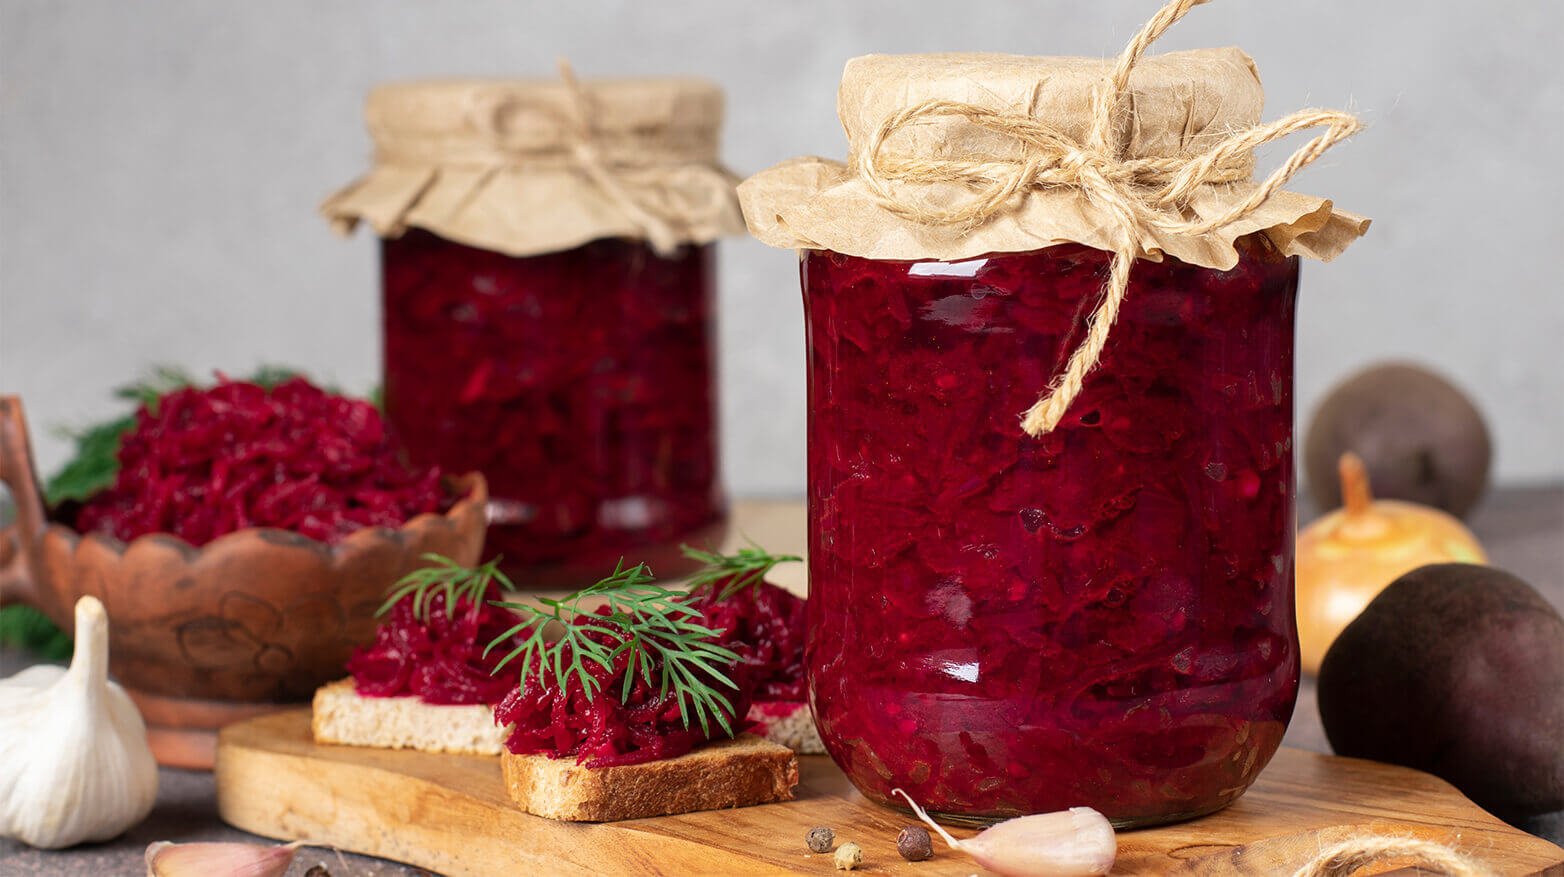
<box><xmin>892</xmin><ymin>788</ymin><xmax>1117</xmax><ymax>877</ymax></box>
<box><xmin>145</xmin><ymin>839</ymin><xmax>308</xmax><ymax>877</ymax></box>
<box><xmin>963</xmin><ymin>807</ymin><xmax>1117</xmax><ymax>877</ymax></box>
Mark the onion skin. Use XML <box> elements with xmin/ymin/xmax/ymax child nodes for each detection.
<box><xmin>1297</xmin><ymin>453</ymin><xmax>1485</xmax><ymax>675</ymax></box>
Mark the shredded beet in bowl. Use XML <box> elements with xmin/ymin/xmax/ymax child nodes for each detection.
<box><xmin>802</xmin><ymin>236</ymin><xmax>1301</xmax><ymax>826</ymax></box>
<box><xmin>75</xmin><ymin>377</ymin><xmax>447</xmax><ymax>546</ymax></box>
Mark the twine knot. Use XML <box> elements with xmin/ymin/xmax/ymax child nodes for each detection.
<box><xmin>463</xmin><ymin>60</ymin><xmax>683</xmax><ymax>256</ymax></box>
<box><xmin>855</xmin><ymin>0</ymin><xmax>1362</xmax><ymax>437</ymax></box>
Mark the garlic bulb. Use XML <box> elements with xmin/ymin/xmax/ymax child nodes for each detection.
<box><xmin>0</xmin><ymin>595</ymin><xmax>158</xmax><ymax>848</ymax></box>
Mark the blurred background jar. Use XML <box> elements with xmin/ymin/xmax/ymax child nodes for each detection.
<box><xmin>324</xmin><ymin>75</ymin><xmax>742</xmax><ymax>587</ymax></box>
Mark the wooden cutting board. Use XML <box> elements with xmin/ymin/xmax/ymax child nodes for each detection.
<box><xmin>216</xmin><ymin>710</ymin><xmax>1563</xmax><ymax>876</ymax></box>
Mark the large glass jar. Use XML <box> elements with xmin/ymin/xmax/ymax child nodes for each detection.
<box><xmin>382</xmin><ymin>230</ymin><xmax>726</xmax><ymax>586</ymax></box>
<box><xmin>802</xmin><ymin>235</ymin><xmax>1301</xmax><ymax>826</ymax></box>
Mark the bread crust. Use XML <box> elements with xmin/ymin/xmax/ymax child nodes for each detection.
<box><xmin>501</xmin><ymin>734</ymin><xmax>799</xmax><ymax>821</ymax></box>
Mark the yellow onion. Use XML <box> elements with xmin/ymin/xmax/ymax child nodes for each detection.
<box><xmin>1296</xmin><ymin>453</ymin><xmax>1486</xmax><ymax>675</ymax></box>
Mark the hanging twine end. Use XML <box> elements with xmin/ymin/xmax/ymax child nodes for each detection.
<box><xmin>1020</xmin><ymin>394</ymin><xmax>1068</xmax><ymax>438</ymax></box>
<box><xmin>555</xmin><ymin>57</ymin><xmax>578</xmax><ymax>88</ymax></box>
<box><xmin>553</xmin><ymin>58</ymin><xmax>684</xmax><ymax>258</ymax></box>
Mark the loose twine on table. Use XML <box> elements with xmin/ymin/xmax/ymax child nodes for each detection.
<box><xmin>1291</xmin><ymin>836</ymin><xmax>1487</xmax><ymax>877</ymax></box>
<box><xmin>855</xmin><ymin>0</ymin><xmax>1362</xmax><ymax>438</ymax></box>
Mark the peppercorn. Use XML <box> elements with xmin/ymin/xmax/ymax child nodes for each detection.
<box><xmin>806</xmin><ymin>826</ymin><xmax>835</xmax><ymax>853</ymax></box>
<box><xmin>897</xmin><ymin>824</ymin><xmax>934</xmax><ymax>861</ymax></box>
<box><xmin>304</xmin><ymin>867</ymin><xmax>332</xmax><ymax>877</ymax></box>
<box><xmin>833</xmin><ymin>841</ymin><xmax>863</xmax><ymax>870</ymax></box>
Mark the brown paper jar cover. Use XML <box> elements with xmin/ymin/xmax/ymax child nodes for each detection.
<box><xmin>739</xmin><ymin>48</ymin><xmax>1369</xmax><ymax>268</ymax></box>
<box><xmin>323</xmin><ymin>77</ymin><xmax>746</xmax><ymax>257</ymax></box>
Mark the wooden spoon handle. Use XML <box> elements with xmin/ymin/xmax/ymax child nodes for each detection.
<box><xmin>0</xmin><ymin>396</ymin><xmax>46</xmax><ymax>607</ymax></box>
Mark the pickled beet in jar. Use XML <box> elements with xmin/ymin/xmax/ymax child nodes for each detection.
<box><xmin>803</xmin><ymin>238</ymin><xmax>1299</xmax><ymax>824</ymax></box>
<box><xmin>326</xmin><ymin>77</ymin><xmax>746</xmax><ymax>586</ymax></box>
<box><xmin>381</xmin><ymin>232</ymin><xmax>724</xmax><ymax>585</ymax></box>
<box><xmin>740</xmin><ymin>33</ymin><xmax>1367</xmax><ymax>824</ymax></box>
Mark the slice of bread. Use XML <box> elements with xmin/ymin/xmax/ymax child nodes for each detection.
<box><xmin>501</xmin><ymin>733</ymin><xmax>799</xmax><ymax>822</ymax></box>
<box><xmin>311</xmin><ymin>678</ymin><xmax>508</xmax><ymax>756</ymax></box>
<box><xmin>748</xmin><ymin>701</ymin><xmax>826</xmax><ymax>755</ymax></box>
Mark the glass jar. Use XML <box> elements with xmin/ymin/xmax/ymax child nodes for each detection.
<box><xmin>802</xmin><ymin>235</ymin><xmax>1300</xmax><ymax>826</ymax></box>
<box><xmin>381</xmin><ymin>230</ymin><xmax>726</xmax><ymax>586</ymax></box>
<box><xmin>325</xmin><ymin>76</ymin><xmax>743</xmax><ymax>587</ymax></box>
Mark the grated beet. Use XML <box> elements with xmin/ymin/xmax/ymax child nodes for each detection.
<box><xmin>381</xmin><ymin>231</ymin><xmax>726</xmax><ymax>586</ymax></box>
<box><xmin>687</xmin><ymin>578</ymin><xmax>806</xmax><ymax>703</ymax></box>
<box><xmin>75</xmin><ymin>377</ymin><xmax>445</xmax><ymax>546</ymax></box>
<box><xmin>348</xmin><ymin>587</ymin><xmax>520</xmax><ymax>705</ymax></box>
<box><xmin>802</xmin><ymin>236</ymin><xmax>1301</xmax><ymax>824</ymax></box>
<box><xmin>494</xmin><ymin>610</ymin><xmax>754</xmax><ymax>768</ymax></box>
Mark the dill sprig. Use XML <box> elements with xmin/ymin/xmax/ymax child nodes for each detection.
<box><xmin>378</xmin><ymin>553</ymin><xmax>512</xmax><ymax>620</ymax></box>
<box><xmin>680</xmin><ymin>541</ymin><xmax>802</xmax><ymax>600</ymax></box>
<box><xmin>487</xmin><ymin>561</ymin><xmax>742</xmax><ymax>736</ymax></box>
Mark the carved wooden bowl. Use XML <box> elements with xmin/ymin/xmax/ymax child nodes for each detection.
<box><xmin>0</xmin><ymin>396</ymin><xmax>488</xmax><ymax>768</ymax></box>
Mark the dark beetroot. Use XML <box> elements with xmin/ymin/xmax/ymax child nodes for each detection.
<box><xmin>76</xmin><ymin>377</ymin><xmax>444</xmax><ymax>546</ymax></box>
<box><xmin>493</xmin><ymin>612</ymin><xmax>752</xmax><ymax>768</ymax></box>
<box><xmin>688</xmin><ymin>579</ymin><xmax>807</xmax><ymax>703</ymax></box>
<box><xmin>348</xmin><ymin>588</ymin><xmax>520</xmax><ymax>705</ymax></box>
<box><xmin>381</xmin><ymin>231</ymin><xmax>726</xmax><ymax>586</ymax></box>
<box><xmin>1319</xmin><ymin>564</ymin><xmax>1564</xmax><ymax>827</ymax></box>
<box><xmin>802</xmin><ymin>236</ymin><xmax>1301</xmax><ymax>825</ymax></box>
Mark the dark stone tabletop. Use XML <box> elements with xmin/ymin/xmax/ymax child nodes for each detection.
<box><xmin>3</xmin><ymin>487</ymin><xmax>1560</xmax><ymax>876</ymax></box>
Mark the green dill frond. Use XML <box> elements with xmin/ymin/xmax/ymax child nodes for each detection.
<box><xmin>378</xmin><ymin>553</ymin><xmax>513</xmax><ymax>620</ymax></box>
<box><xmin>680</xmin><ymin>540</ymin><xmax>802</xmax><ymax>600</ymax></box>
<box><xmin>488</xmin><ymin>559</ymin><xmax>742</xmax><ymax>736</ymax></box>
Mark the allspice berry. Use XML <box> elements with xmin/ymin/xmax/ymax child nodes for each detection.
<box><xmin>833</xmin><ymin>841</ymin><xmax>864</xmax><ymax>871</ymax></box>
<box><xmin>806</xmin><ymin>826</ymin><xmax>835</xmax><ymax>853</ymax></box>
<box><xmin>897</xmin><ymin>825</ymin><xmax>934</xmax><ymax>861</ymax></box>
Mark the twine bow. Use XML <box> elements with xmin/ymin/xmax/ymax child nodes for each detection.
<box><xmin>463</xmin><ymin>60</ymin><xmax>683</xmax><ymax>256</ymax></box>
<box><xmin>855</xmin><ymin>0</ymin><xmax>1362</xmax><ymax>437</ymax></box>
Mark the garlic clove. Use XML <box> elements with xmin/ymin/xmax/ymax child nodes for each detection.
<box><xmin>892</xmin><ymin>788</ymin><xmax>1117</xmax><ymax>877</ymax></box>
<box><xmin>0</xmin><ymin>595</ymin><xmax>159</xmax><ymax>849</ymax></box>
<box><xmin>964</xmin><ymin>807</ymin><xmax>1117</xmax><ymax>877</ymax></box>
<box><xmin>145</xmin><ymin>839</ymin><xmax>309</xmax><ymax>877</ymax></box>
